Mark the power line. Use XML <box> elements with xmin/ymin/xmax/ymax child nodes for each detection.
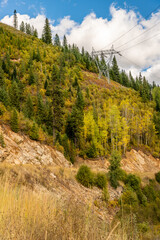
<box><xmin>120</xmin><ymin>32</ymin><xmax>160</xmax><ymax>52</ymax></box>
<box><xmin>120</xmin><ymin>54</ymin><xmax>160</xmax><ymax>81</ymax></box>
<box><xmin>99</xmin><ymin>4</ymin><xmax>160</xmax><ymax>51</ymax></box>
<box><xmin>116</xmin><ymin>19</ymin><xmax>160</xmax><ymax>50</ymax></box>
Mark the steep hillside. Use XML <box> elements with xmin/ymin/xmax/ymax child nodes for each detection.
<box><xmin>0</xmin><ymin>21</ymin><xmax>159</xmax><ymax>162</ymax></box>
<box><xmin>1</xmin><ymin>22</ymin><xmax>160</xmax><ymax>239</ymax></box>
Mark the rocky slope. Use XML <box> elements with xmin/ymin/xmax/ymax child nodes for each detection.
<box><xmin>0</xmin><ymin>124</ymin><xmax>160</xmax><ymax>223</ymax></box>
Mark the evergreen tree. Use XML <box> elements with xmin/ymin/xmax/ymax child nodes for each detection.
<box><xmin>52</xmin><ymin>65</ymin><xmax>64</xmax><ymax>143</ymax></box>
<box><xmin>33</xmin><ymin>29</ymin><xmax>38</xmax><ymax>38</ymax></box>
<box><xmin>25</xmin><ymin>94</ymin><xmax>34</xmax><ymax>119</ymax></box>
<box><xmin>11</xmin><ymin>109</ymin><xmax>19</xmax><ymax>133</ymax></box>
<box><xmin>9</xmin><ymin>81</ymin><xmax>20</xmax><ymax>110</ymax></box>
<box><xmin>28</xmin><ymin>68</ymin><xmax>35</xmax><ymax>85</ymax></box>
<box><xmin>109</xmin><ymin>150</ymin><xmax>122</xmax><ymax>188</ymax></box>
<box><xmin>20</xmin><ymin>21</ymin><xmax>25</xmax><ymax>32</ymax></box>
<box><xmin>111</xmin><ymin>56</ymin><xmax>121</xmax><ymax>83</ymax></box>
<box><xmin>30</xmin><ymin>122</ymin><xmax>39</xmax><ymax>140</ymax></box>
<box><xmin>13</xmin><ymin>10</ymin><xmax>18</xmax><ymax>29</ymax></box>
<box><xmin>63</xmin><ymin>35</ymin><xmax>67</xmax><ymax>48</ymax></box>
<box><xmin>54</xmin><ymin>34</ymin><xmax>61</xmax><ymax>47</ymax></box>
<box><xmin>42</xmin><ymin>18</ymin><xmax>52</xmax><ymax>44</ymax></box>
<box><xmin>0</xmin><ymin>87</ymin><xmax>10</xmax><ymax>107</ymax></box>
<box><xmin>25</xmin><ymin>23</ymin><xmax>31</xmax><ymax>35</ymax></box>
<box><xmin>66</xmin><ymin>87</ymin><xmax>84</xmax><ymax>146</ymax></box>
<box><xmin>37</xmin><ymin>94</ymin><xmax>45</xmax><ymax>124</ymax></box>
<box><xmin>0</xmin><ymin>64</ymin><xmax>5</xmax><ymax>86</ymax></box>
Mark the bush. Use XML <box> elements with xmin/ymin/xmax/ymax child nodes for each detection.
<box><xmin>121</xmin><ymin>188</ymin><xmax>139</xmax><ymax>206</ymax></box>
<box><xmin>155</xmin><ymin>171</ymin><xmax>160</xmax><ymax>184</ymax></box>
<box><xmin>109</xmin><ymin>169</ymin><xmax>120</xmax><ymax>189</ymax></box>
<box><xmin>76</xmin><ymin>165</ymin><xmax>94</xmax><ymax>188</ymax></box>
<box><xmin>109</xmin><ymin>150</ymin><xmax>122</xmax><ymax>189</ymax></box>
<box><xmin>136</xmin><ymin>189</ymin><xmax>147</xmax><ymax>206</ymax></box>
<box><xmin>86</xmin><ymin>143</ymin><xmax>97</xmax><ymax>158</ymax></box>
<box><xmin>125</xmin><ymin>174</ymin><xmax>141</xmax><ymax>191</ymax></box>
<box><xmin>95</xmin><ymin>173</ymin><xmax>107</xmax><ymax>189</ymax></box>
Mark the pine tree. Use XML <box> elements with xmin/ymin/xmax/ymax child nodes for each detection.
<box><xmin>28</xmin><ymin>68</ymin><xmax>35</xmax><ymax>85</ymax></box>
<box><xmin>54</xmin><ymin>34</ymin><xmax>61</xmax><ymax>47</ymax></box>
<box><xmin>25</xmin><ymin>94</ymin><xmax>33</xmax><ymax>119</ymax></box>
<box><xmin>42</xmin><ymin>18</ymin><xmax>52</xmax><ymax>44</ymax></box>
<box><xmin>0</xmin><ymin>64</ymin><xmax>5</xmax><ymax>86</ymax></box>
<box><xmin>63</xmin><ymin>35</ymin><xmax>67</xmax><ymax>48</ymax></box>
<box><xmin>25</xmin><ymin>23</ymin><xmax>31</xmax><ymax>35</ymax></box>
<box><xmin>33</xmin><ymin>29</ymin><xmax>38</xmax><ymax>38</ymax></box>
<box><xmin>9</xmin><ymin>81</ymin><xmax>20</xmax><ymax>110</ymax></box>
<box><xmin>112</xmin><ymin>56</ymin><xmax>121</xmax><ymax>83</ymax></box>
<box><xmin>13</xmin><ymin>10</ymin><xmax>18</xmax><ymax>29</ymax></box>
<box><xmin>20</xmin><ymin>21</ymin><xmax>25</xmax><ymax>32</ymax></box>
<box><xmin>66</xmin><ymin>87</ymin><xmax>84</xmax><ymax>146</ymax></box>
<box><xmin>11</xmin><ymin>109</ymin><xmax>19</xmax><ymax>133</ymax></box>
<box><xmin>30</xmin><ymin>122</ymin><xmax>39</xmax><ymax>140</ymax></box>
<box><xmin>52</xmin><ymin>65</ymin><xmax>64</xmax><ymax>143</ymax></box>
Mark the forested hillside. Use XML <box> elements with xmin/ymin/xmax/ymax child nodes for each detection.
<box><xmin>0</xmin><ymin>21</ymin><xmax>160</xmax><ymax>164</ymax></box>
<box><xmin>1</xmin><ymin>19</ymin><xmax>160</xmax><ymax>239</ymax></box>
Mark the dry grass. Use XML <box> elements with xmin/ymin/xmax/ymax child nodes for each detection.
<box><xmin>0</xmin><ymin>179</ymin><xmax>111</xmax><ymax>240</ymax></box>
<box><xmin>0</xmin><ymin>164</ymin><xmax>153</xmax><ymax>240</ymax></box>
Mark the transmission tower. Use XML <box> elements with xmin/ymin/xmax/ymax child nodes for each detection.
<box><xmin>92</xmin><ymin>46</ymin><xmax>121</xmax><ymax>84</ymax></box>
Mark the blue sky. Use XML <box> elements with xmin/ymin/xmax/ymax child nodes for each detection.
<box><xmin>0</xmin><ymin>0</ymin><xmax>160</xmax><ymax>83</ymax></box>
<box><xmin>0</xmin><ymin>0</ymin><xmax>160</xmax><ymax>23</ymax></box>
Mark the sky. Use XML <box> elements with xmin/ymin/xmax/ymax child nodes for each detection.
<box><xmin>0</xmin><ymin>0</ymin><xmax>160</xmax><ymax>83</ymax></box>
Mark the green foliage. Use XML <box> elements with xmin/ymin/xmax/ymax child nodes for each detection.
<box><xmin>95</xmin><ymin>173</ymin><xmax>107</xmax><ymax>189</ymax></box>
<box><xmin>54</xmin><ymin>34</ymin><xmax>61</xmax><ymax>47</ymax></box>
<box><xmin>42</xmin><ymin>18</ymin><xmax>52</xmax><ymax>44</ymax></box>
<box><xmin>30</xmin><ymin>123</ymin><xmax>39</xmax><ymax>140</ymax></box>
<box><xmin>10</xmin><ymin>109</ymin><xmax>19</xmax><ymax>133</ymax></box>
<box><xmin>24</xmin><ymin>94</ymin><xmax>33</xmax><ymax>119</ymax></box>
<box><xmin>155</xmin><ymin>171</ymin><xmax>160</xmax><ymax>184</ymax></box>
<box><xmin>109</xmin><ymin>151</ymin><xmax>122</xmax><ymax>188</ymax></box>
<box><xmin>0</xmin><ymin>132</ymin><xmax>5</xmax><ymax>148</ymax></box>
<box><xmin>121</xmin><ymin>188</ymin><xmax>139</xmax><ymax>206</ymax></box>
<box><xmin>86</xmin><ymin>142</ymin><xmax>97</xmax><ymax>158</ymax></box>
<box><xmin>76</xmin><ymin>165</ymin><xmax>94</xmax><ymax>188</ymax></box>
<box><xmin>125</xmin><ymin>174</ymin><xmax>141</xmax><ymax>191</ymax></box>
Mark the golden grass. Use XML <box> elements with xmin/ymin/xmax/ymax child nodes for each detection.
<box><xmin>0</xmin><ymin>179</ymin><xmax>111</xmax><ymax>240</ymax></box>
<box><xmin>0</xmin><ymin>164</ymin><xmax>154</xmax><ymax>240</ymax></box>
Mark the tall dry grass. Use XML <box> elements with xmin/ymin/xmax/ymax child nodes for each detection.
<box><xmin>0</xmin><ymin>179</ymin><xmax>111</xmax><ymax>240</ymax></box>
<box><xmin>0</xmin><ymin>164</ymin><xmax>151</xmax><ymax>240</ymax></box>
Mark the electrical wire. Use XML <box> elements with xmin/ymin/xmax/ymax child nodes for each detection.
<box><xmin>116</xmin><ymin>19</ymin><xmax>160</xmax><ymax>50</ymax></box>
<box><xmin>99</xmin><ymin>4</ymin><xmax>160</xmax><ymax>51</ymax></box>
<box><xmin>120</xmin><ymin>54</ymin><xmax>160</xmax><ymax>81</ymax></box>
<box><xmin>120</xmin><ymin>32</ymin><xmax>160</xmax><ymax>52</ymax></box>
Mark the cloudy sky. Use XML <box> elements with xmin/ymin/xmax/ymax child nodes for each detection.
<box><xmin>0</xmin><ymin>0</ymin><xmax>160</xmax><ymax>83</ymax></box>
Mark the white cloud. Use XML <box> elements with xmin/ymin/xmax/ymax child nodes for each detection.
<box><xmin>1</xmin><ymin>5</ymin><xmax>160</xmax><ymax>83</ymax></box>
<box><xmin>1</xmin><ymin>13</ymin><xmax>46</xmax><ymax>38</ymax></box>
<box><xmin>1</xmin><ymin>0</ymin><xmax>8</xmax><ymax>7</ymax></box>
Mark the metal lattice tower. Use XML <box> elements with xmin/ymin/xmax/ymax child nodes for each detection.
<box><xmin>91</xmin><ymin>46</ymin><xmax>122</xmax><ymax>84</ymax></box>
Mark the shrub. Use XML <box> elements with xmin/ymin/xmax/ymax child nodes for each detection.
<box><xmin>121</xmin><ymin>188</ymin><xmax>139</xmax><ymax>206</ymax></box>
<box><xmin>10</xmin><ymin>109</ymin><xmax>19</xmax><ymax>133</ymax></box>
<box><xmin>136</xmin><ymin>189</ymin><xmax>147</xmax><ymax>206</ymax></box>
<box><xmin>108</xmin><ymin>150</ymin><xmax>122</xmax><ymax>189</ymax></box>
<box><xmin>0</xmin><ymin>133</ymin><xmax>5</xmax><ymax>148</ymax></box>
<box><xmin>109</xmin><ymin>169</ymin><xmax>120</xmax><ymax>189</ymax></box>
<box><xmin>86</xmin><ymin>143</ymin><xmax>97</xmax><ymax>158</ymax></box>
<box><xmin>155</xmin><ymin>171</ymin><xmax>160</xmax><ymax>184</ymax></box>
<box><xmin>95</xmin><ymin>173</ymin><xmax>107</xmax><ymax>189</ymax></box>
<box><xmin>30</xmin><ymin>122</ymin><xmax>39</xmax><ymax>140</ymax></box>
<box><xmin>76</xmin><ymin>165</ymin><xmax>94</xmax><ymax>188</ymax></box>
<box><xmin>125</xmin><ymin>174</ymin><xmax>141</xmax><ymax>191</ymax></box>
